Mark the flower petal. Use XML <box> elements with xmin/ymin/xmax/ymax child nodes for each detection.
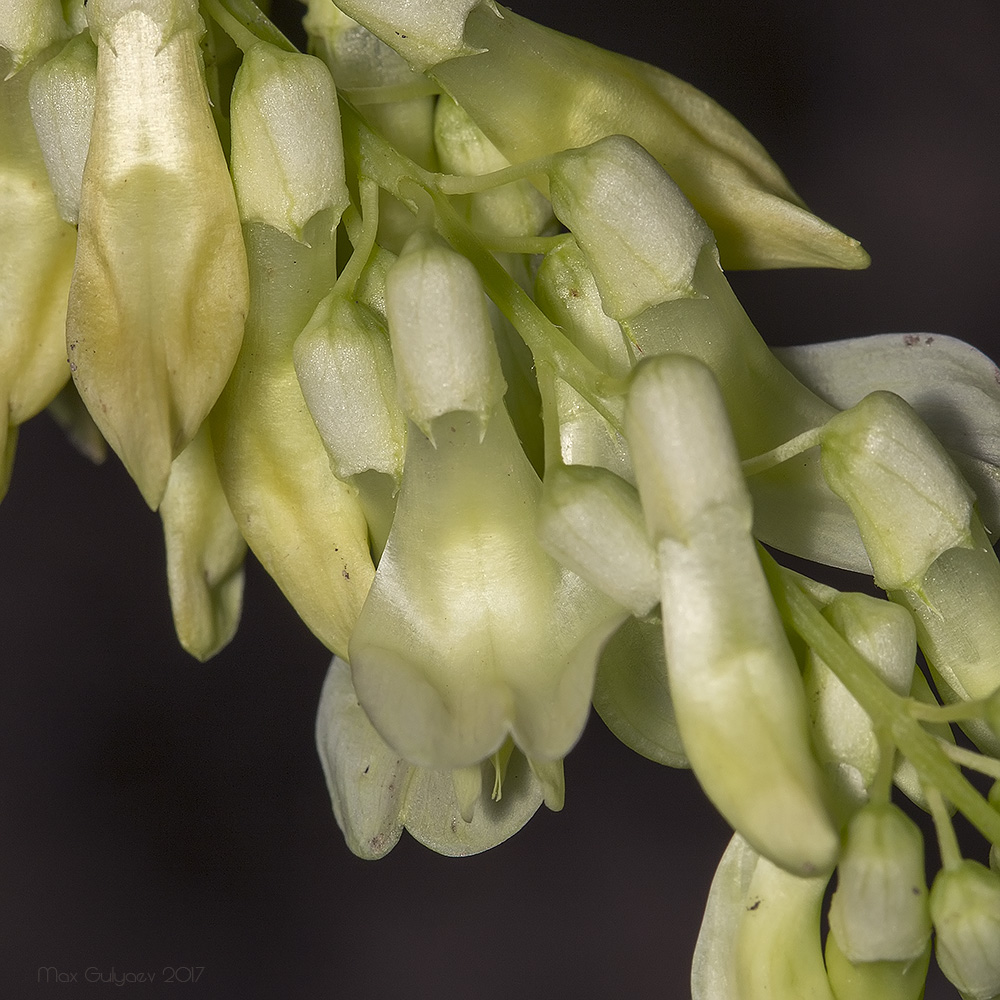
<box><xmin>777</xmin><ymin>334</ymin><xmax>1000</xmax><ymax>533</ymax></box>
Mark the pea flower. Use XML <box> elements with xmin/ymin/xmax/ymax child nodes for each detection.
<box><xmin>0</xmin><ymin>46</ymin><xmax>76</xmax><ymax>499</ymax></box>
<box><xmin>67</xmin><ymin>0</ymin><xmax>249</xmax><ymax>508</ymax></box>
<box><xmin>348</xmin><ymin>232</ymin><xmax>625</xmax><ymax>776</ymax></box>
<box><xmin>6</xmin><ymin>5</ymin><xmax>1000</xmax><ymax>999</ymax></box>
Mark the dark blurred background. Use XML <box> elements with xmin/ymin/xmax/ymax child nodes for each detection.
<box><xmin>2</xmin><ymin>1</ymin><xmax>998</xmax><ymax>997</ymax></box>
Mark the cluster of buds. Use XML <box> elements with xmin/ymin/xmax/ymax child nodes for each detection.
<box><xmin>4</xmin><ymin>0</ymin><xmax>1000</xmax><ymax>995</ymax></box>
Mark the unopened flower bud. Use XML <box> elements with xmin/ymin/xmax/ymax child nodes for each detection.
<box><xmin>820</xmin><ymin>391</ymin><xmax>975</xmax><ymax>590</ymax></box>
<box><xmin>294</xmin><ymin>296</ymin><xmax>405</xmax><ymax>484</ymax></box>
<box><xmin>806</xmin><ymin>593</ymin><xmax>916</xmax><ymax>803</ymax></box>
<box><xmin>534</xmin><ymin>238</ymin><xmax>635</xmax><ymax>379</ymax></box>
<box><xmin>625</xmin><ymin>353</ymin><xmax>751</xmax><ymax>544</ymax></box>
<box><xmin>537</xmin><ymin>464</ymin><xmax>658</xmax><ymax>617</ymax></box>
<box><xmin>230</xmin><ymin>43</ymin><xmax>349</xmax><ymax>241</ymax></box>
<box><xmin>385</xmin><ymin>232</ymin><xmax>506</xmax><ymax>438</ymax></box>
<box><xmin>27</xmin><ymin>31</ymin><xmax>97</xmax><ymax>224</ymax></box>
<box><xmin>828</xmin><ymin>802</ymin><xmax>931</xmax><ymax>962</ymax></box>
<box><xmin>327</xmin><ymin>0</ymin><xmax>494</xmax><ymax>72</ymax></box>
<box><xmin>627</xmin><ymin>355</ymin><xmax>837</xmax><ymax>877</ymax></box>
<box><xmin>294</xmin><ymin>292</ymin><xmax>406</xmax><ymax>557</ymax></box>
<box><xmin>931</xmin><ymin>860</ymin><xmax>1000</xmax><ymax>1000</ymax></box>
<box><xmin>548</xmin><ymin>135</ymin><xmax>714</xmax><ymax>322</ymax></box>
<box><xmin>0</xmin><ymin>0</ymin><xmax>70</xmax><ymax>74</ymax></box>
<box><xmin>68</xmin><ymin>0</ymin><xmax>249</xmax><ymax>508</ymax></box>
<box><xmin>434</xmin><ymin>94</ymin><xmax>552</xmax><ymax>238</ymax></box>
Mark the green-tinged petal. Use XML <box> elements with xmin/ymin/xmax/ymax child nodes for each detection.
<box><xmin>0</xmin><ymin>48</ymin><xmax>76</xmax><ymax>498</ymax></box>
<box><xmin>777</xmin><ymin>333</ymin><xmax>1000</xmax><ymax>535</ymax></box>
<box><xmin>692</xmin><ymin>833</ymin><xmax>836</xmax><ymax>1000</ymax></box>
<box><xmin>824</xmin><ymin>932</ymin><xmax>931</xmax><ymax>1000</ymax></box>
<box><xmin>316</xmin><ymin>657</ymin><xmax>545</xmax><ymax>859</ymax></box>
<box><xmin>212</xmin><ymin>215</ymin><xmax>375</xmax><ymax>660</ymax></box>
<box><xmin>159</xmin><ymin>421</ymin><xmax>246</xmax><ymax>661</ymax></box>
<box><xmin>628</xmin><ymin>356</ymin><xmax>838</xmax><ymax>876</ymax></box>
<box><xmin>68</xmin><ymin>0</ymin><xmax>248</xmax><ymax>508</ymax></box>
<box><xmin>349</xmin><ymin>406</ymin><xmax>625</xmax><ymax>770</ymax></box>
<box><xmin>805</xmin><ymin>593</ymin><xmax>916</xmax><ymax>810</ymax></box>
<box><xmin>592</xmin><ymin>614</ymin><xmax>687</xmax><ymax>769</ymax></box>
<box><xmin>691</xmin><ymin>833</ymin><xmax>756</xmax><ymax>1000</ymax></box>
<box><xmin>316</xmin><ymin>654</ymin><xmax>408</xmax><ymax>859</ymax></box>
<box><xmin>426</xmin><ymin>3</ymin><xmax>867</xmax><ymax>271</ymax></box>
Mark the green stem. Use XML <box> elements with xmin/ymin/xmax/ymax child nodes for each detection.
<box><xmin>435</xmin><ymin>156</ymin><xmax>554</xmax><ymax>197</ymax></box>
<box><xmin>341</xmin><ymin>80</ymin><xmax>441</xmax><ymax>106</ymax></box>
<box><xmin>201</xmin><ymin>0</ymin><xmax>296</xmax><ymax>53</ymax></box>
<box><xmin>908</xmin><ymin>697</ymin><xmax>987</xmax><ymax>724</ymax></box>
<box><xmin>338</xmin><ymin>99</ymin><xmax>628</xmax><ymax>434</ymax></box>
<box><xmin>431</xmin><ymin>193</ymin><xmax>627</xmax><ymax>432</ymax></box>
<box><xmin>936</xmin><ymin>740</ymin><xmax>1000</xmax><ymax>781</ymax></box>
<box><xmin>925</xmin><ymin>785</ymin><xmax>964</xmax><ymax>871</ymax></box>
<box><xmin>535</xmin><ymin>361</ymin><xmax>564</xmax><ymax>475</ymax></box>
<box><xmin>869</xmin><ymin>729</ymin><xmax>897</xmax><ymax>806</ymax></box>
<box><xmin>742</xmin><ymin>426</ymin><xmax>825</xmax><ymax>477</ymax></box>
<box><xmin>334</xmin><ymin>177</ymin><xmax>380</xmax><ymax>299</ymax></box>
<box><xmin>472</xmin><ymin>233</ymin><xmax>571</xmax><ymax>256</ymax></box>
<box><xmin>762</xmin><ymin>548</ymin><xmax>1000</xmax><ymax>848</ymax></box>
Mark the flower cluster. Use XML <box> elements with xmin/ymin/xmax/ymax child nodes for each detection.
<box><xmin>4</xmin><ymin>1</ymin><xmax>1000</xmax><ymax>997</ymax></box>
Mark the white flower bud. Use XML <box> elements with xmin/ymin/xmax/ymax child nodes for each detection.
<box><xmin>625</xmin><ymin>353</ymin><xmax>751</xmax><ymax>544</ymax></box>
<box><xmin>828</xmin><ymin>802</ymin><xmax>931</xmax><ymax>962</ymax></box>
<box><xmin>28</xmin><ymin>32</ymin><xmax>97</xmax><ymax>224</ymax></box>
<box><xmin>293</xmin><ymin>296</ymin><xmax>405</xmax><ymax>483</ymax></box>
<box><xmin>327</xmin><ymin>0</ymin><xmax>495</xmax><ymax>72</ymax></box>
<box><xmin>0</xmin><ymin>0</ymin><xmax>70</xmax><ymax>73</ymax></box>
<box><xmin>548</xmin><ymin>135</ymin><xmax>715</xmax><ymax>322</ymax></box>
<box><xmin>537</xmin><ymin>464</ymin><xmax>658</xmax><ymax>617</ymax></box>
<box><xmin>230</xmin><ymin>43</ymin><xmax>349</xmax><ymax>240</ymax></box>
<box><xmin>820</xmin><ymin>391</ymin><xmax>975</xmax><ymax>590</ymax></box>
<box><xmin>931</xmin><ymin>860</ymin><xmax>1000</xmax><ymax>1000</ymax></box>
<box><xmin>385</xmin><ymin>232</ymin><xmax>506</xmax><ymax>439</ymax></box>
